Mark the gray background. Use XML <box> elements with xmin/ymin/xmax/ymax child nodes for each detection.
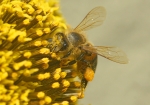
<box><xmin>60</xmin><ymin>0</ymin><xmax>150</xmax><ymax>105</ymax></box>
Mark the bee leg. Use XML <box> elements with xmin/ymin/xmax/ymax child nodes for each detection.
<box><xmin>61</xmin><ymin>49</ymin><xmax>72</xmax><ymax>58</ymax></box>
<box><xmin>67</xmin><ymin>52</ymin><xmax>85</xmax><ymax>65</ymax></box>
<box><xmin>78</xmin><ymin>78</ymin><xmax>88</xmax><ymax>99</ymax></box>
<box><xmin>81</xmin><ymin>78</ymin><xmax>88</xmax><ymax>89</ymax></box>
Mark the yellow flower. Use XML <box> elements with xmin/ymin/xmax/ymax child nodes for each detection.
<box><xmin>0</xmin><ymin>0</ymin><xmax>82</xmax><ymax>105</ymax></box>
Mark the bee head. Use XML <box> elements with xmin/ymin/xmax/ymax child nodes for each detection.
<box><xmin>67</xmin><ymin>32</ymin><xmax>86</xmax><ymax>47</ymax></box>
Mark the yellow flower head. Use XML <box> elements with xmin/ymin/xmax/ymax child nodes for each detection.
<box><xmin>0</xmin><ymin>0</ymin><xmax>83</xmax><ymax>105</ymax></box>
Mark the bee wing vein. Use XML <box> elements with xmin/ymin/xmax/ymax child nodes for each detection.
<box><xmin>82</xmin><ymin>46</ymin><xmax>128</xmax><ymax>64</ymax></box>
<box><xmin>74</xmin><ymin>6</ymin><xmax>106</xmax><ymax>31</ymax></box>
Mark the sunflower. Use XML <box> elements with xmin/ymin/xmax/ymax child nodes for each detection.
<box><xmin>0</xmin><ymin>0</ymin><xmax>83</xmax><ymax>105</ymax></box>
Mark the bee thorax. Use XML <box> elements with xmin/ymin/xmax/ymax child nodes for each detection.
<box><xmin>67</xmin><ymin>32</ymin><xmax>86</xmax><ymax>47</ymax></box>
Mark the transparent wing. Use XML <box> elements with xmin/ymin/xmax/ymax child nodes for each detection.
<box><xmin>74</xmin><ymin>6</ymin><xmax>106</xmax><ymax>32</ymax></box>
<box><xmin>82</xmin><ymin>46</ymin><xmax>128</xmax><ymax>64</ymax></box>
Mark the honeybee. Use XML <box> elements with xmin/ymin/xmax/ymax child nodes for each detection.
<box><xmin>52</xmin><ymin>6</ymin><xmax>128</xmax><ymax>98</ymax></box>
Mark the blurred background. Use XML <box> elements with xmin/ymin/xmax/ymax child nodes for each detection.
<box><xmin>60</xmin><ymin>0</ymin><xmax>150</xmax><ymax>105</ymax></box>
